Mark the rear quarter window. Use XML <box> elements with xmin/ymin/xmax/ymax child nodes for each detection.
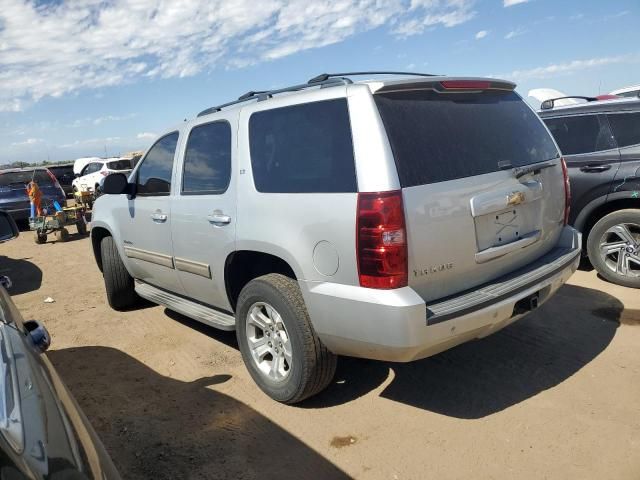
<box><xmin>607</xmin><ymin>112</ymin><xmax>640</xmax><ymax>148</ymax></box>
<box><xmin>249</xmin><ymin>99</ymin><xmax>357</xmax><ymax>193</ymax></box>
<box><xmin>374</xmin><ymin>90</ymin><xmax>559</xmax><ymax>187</ymax></box>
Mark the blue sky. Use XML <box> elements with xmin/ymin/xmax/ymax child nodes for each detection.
<box><xmin>1</xmin><ymin>0</ymin><xmax>639</xmax><ymax>163</ymax></box>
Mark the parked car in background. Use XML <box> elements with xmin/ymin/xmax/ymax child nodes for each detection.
<box><xmin>47</xmin><ymin>163</ymin><xmax>75</xmax><ymax>197</ymax></box>
<box><xmin>72</xmin><ymin>158</ymin><xmax>132</xmax><ymax>196</ymax></box>
<box><xmin>539</xmin><ymin>95</ymin><xmax>640</xmax><ymax>288</ymax></box>
<box><xmin>0</xmin><ymin>210</ymin><xmax>121</xmax><ymax>479</ymax></box>
<box><xmin>92</xmin><ymin>72</ymin><xmax>580</xmax><ymax>403</ymax></box>
<box><xmin>0</xmin><ymin>168</ymin><xmax>66</xmax><ymax>222</ymax></box>
<box><xmin>72</xmin><ymin>156</ymin><xmax>103</xmax><ymax>176</ymax></box>
<box><xmin>610</xmin><ymin>84</ymin><xmax>640</xmax><ymax>98</ymax></box>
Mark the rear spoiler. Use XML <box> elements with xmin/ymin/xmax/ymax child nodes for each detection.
<box><xmin>374</xmin><ymin>78</ymin><xmax>516</xmax><ymax>94</ymax></box>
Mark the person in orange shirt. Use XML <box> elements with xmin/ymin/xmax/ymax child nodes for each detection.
<box><xmin>26</xmin><ymin>181</ymin><xmax>43</xmax><ymax>217</ymax></box>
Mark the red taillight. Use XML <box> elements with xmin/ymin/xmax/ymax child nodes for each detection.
<box><xmin>101</xmin><ymin>171</ymin><xmax>109</xmax><ymax>176</ymax></box>
<box><xmin>561</xmin><ymin>158</ymin><xmax>571</xmax><ymax>225</ymax></box>
<box><xmin>356</xmin><ymin>190</ymin><xmax>408</xmax><ymax>289</ymax></box>
<box><xmin>440</xmin><ymin>80</ymin><xmax>491</xmax><ymax>90</ymax></box>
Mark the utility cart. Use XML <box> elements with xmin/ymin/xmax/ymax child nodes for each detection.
<box><xmin>73</xmin><ymin>188</ymin><xmax>94</xmax><ymax>209</ymax></box>
<box><xmin>29</xmin><ymin>206</ymin><xmax>88</xmax><ymax>244</ymax></box>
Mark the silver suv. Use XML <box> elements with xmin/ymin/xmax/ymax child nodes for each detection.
<box><xmin>92</xmin><ymin>72</ymin><xmax>581</xmax><ymax>403</ymax></box>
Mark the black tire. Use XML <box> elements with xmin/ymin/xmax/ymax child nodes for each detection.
<box><xmin>55</xmin><ymin>228</ymin><xmax>69</xmax><ymax>242</ymax></box>
<box><xmin>587</xmin><ymin>209</ymin><xmax>640</xmax><ymax>288</ymax></box>
<box><xmin>100</xmin><ymin>235</ymin><xmax>139</xmax><ymax>310</ymax></box>
<box><xmin>76</xmin><ymin>219</ymin><xmax>87</xmax><ymax>236</ymax></box>
<box><xmin>34</xmin><ymin>231</ymin><xmax>47</xmax><ymax>244</ymax></box>
<box><xmin>236</xmin><ymin>273</ymin><xmax>337</xmax><ymax>404</ymax></box>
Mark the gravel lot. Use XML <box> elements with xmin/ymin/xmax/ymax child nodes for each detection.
<box><xmin>2</xmin><ymin>226</ymin><xmax>639</xmax><ymax>479</ymax></box>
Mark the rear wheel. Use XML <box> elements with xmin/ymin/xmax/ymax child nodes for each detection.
<box><xmin>100</xmin><ymin>235</ymin><xmax>139</xmax><ymax>310</ymax></box>
<box><xmin>236</xmin><ymin>274</ymin><xmax>337</xmax><ymax>404</ymax></box>
<box><xmin>587</xmin><ymin>209</ymin><xmax>640</xmax><ymax>288</ymax></box>
<box><xmin>76</xmin><ymin>218</ymin><xmax>87</xmax><ymax>236</ymax></box>
<box><xmin>54</xmin><ymin>228</ymin><xmax>69</xmax><ymax>242</ymax></box>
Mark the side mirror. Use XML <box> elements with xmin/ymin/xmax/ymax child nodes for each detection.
<box><xmin>0</xmin><ymin>211</ymin><xmax>19</xmax><ymax>243</ymax></box>
<box><xmin>74</xmin><ymin>173</ymin><xmax>80</xmax><ymax>178</ymax></box>
<box><xmin>102</xmin><ymin>173</ymin><xmax>130</xmax><ymax>195</ymax></box>
<box><xmin>23</xmin><ymin>320</ymin><xmax>51</xmax><ymax>353</ymax></box>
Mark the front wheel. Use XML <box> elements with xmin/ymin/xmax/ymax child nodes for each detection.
<box><xmin>587</xmin><ymin>209</ymin><xmax>640</xmax><ymax>288</ymax></box>
<box><xmin>34</xmin><ymin>231</ymin><xmax>47</xmax><ymax>244</ymax></box>
<box><xmin>100</xmin><ymin>236</ymin><xmax>139</xmax><ymax>310</ymax></box>
<box><xmin>236</xmin><ymin>274</ymin><xmax>337</xmax><ymax>404</ymax></box>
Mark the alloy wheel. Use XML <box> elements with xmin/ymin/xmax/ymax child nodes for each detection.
<box><xmin>245</xmin><ymin>302</ymin><xmax>292</xmax><ymax>382</ymax></box>
<box><xmin>598</xmin><ymin>222</ymin><xmax>640</xmax><ymax>278</ymax></box>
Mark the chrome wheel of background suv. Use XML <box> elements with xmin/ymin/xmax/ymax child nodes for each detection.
<box><xmin>246</xmin><ymin>302</ymin><xmax>292</xmax><ymax>382</ymax></box>
<box><xmin>599</xmin><ymin>222</ymin><xmax>640</xmax><ymax>278</ymax></box>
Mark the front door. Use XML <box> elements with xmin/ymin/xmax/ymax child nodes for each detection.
<box><xmin>115</xmin><ymin>131</ymin><xmax>185</xmax><ymax>295</ymax></box>
<box><xmin>171</xmin><ymin>117</ymin><xmax>236</xmax><ymax>311</ymax></box>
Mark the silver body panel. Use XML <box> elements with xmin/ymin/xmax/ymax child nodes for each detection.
<box><xmin>92</xmin><ymin>75</ymin><xmax>581</xmax><ymax>362</ymax></box>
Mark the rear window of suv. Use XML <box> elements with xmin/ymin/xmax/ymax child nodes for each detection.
<box><xmin>0</xmin><ymin>170</ymin><xmax>54</xmax><ymax>189</ymax></box>
<box><xmin>374</xmin><ymin>90</ymin><xmax>559</xmax><ymax>187</ymax></box>
<box><xmin>107</xmin><ymin>159</ymin><xmax>132</xmax><ymax>170</ymax></box>
<box><xmin>249</xmin><ymin>99</ymin><xmax>357</xmax><ymax>193</ymax></box>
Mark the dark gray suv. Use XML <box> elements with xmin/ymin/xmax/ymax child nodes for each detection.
<box><xmin>539</xmin><ymin>96</ymin><xmax>640</xmax><ymax>288</ymax></box>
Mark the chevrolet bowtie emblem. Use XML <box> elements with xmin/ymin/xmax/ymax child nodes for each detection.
<box><xmin>507</xmin><ymin>191</ymin><xmax>525</xmax><ymax>206</ymax></box>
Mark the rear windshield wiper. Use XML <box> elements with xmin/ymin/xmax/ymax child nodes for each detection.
<box><xmin>499</xmin><ymin>160</ymin><xmax>557</xmax><ymax>179</ymax></box>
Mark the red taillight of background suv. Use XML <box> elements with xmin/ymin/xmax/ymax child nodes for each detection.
<box><xmin>561</xmin><ymin>157</ymin><xmax>571</xmax><ymax>225</ymax></box>
<box><xmin>356</xmin><ymin>190</ymin><xmax>408</xmax><ymax>289</ymax></box>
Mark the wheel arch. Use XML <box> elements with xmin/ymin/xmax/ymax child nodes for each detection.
<box><xmin>91</xmin><ymin>225</ymin><xmax>113</xmax><ymax>272</ymax></box>
<box><xmin>224</xmin><ymin>250</ymin><xmax>298</xmax><ymax>312</ymax></box>
<box><xmin>577</xmin><ymin>193</ymin><xmax>640</xmax><ymax>255</ymax></box>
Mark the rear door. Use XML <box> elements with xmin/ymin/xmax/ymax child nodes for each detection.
<box><xmin>170</xmin><ymin>117</ymin><xmax>236</xmax><ymax>311</ymax></box>
<box><xmin>114</xmin><ymin>132</ymin><xmax>184</xmax><ymax>294</ymax></box>
<box><xmin>543</xmin><ymin>113</ymin><xmax>620</xmax><ymax>219</ymax></box>
<box><xmin>374</xmin><ymin>87</ymin><xmax>566</xmax><ymax>302</ymax></box>
<box><xmin>606</xmin><ymin>111</ymin><xmax>640</xmax><ymax>197</ymax></box>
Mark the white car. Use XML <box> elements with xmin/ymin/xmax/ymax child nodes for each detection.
<box><xmin>72</xmin><ymin>158</ymin><xmax>132</xmax><ymax>194</ymax></box>
<box><xmin>610</xmin><ymin>84</ymin><xmax>640</xmax><ymax>98</ymax></box>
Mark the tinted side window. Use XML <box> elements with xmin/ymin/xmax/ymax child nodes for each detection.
<box><xmin>543</xmin><ymin>115</ymin><xmax>616</xmax><ymax>155</ymax></box>
<box><xmin>249</xmin><ymin>99</ymin><xmax>357</xmax><ymax>193</ymax></box>
<box><xmin>182</xmin><ymin>122</ymin><xmax>231</xmax><ymax>194</ymax></box>
<box><xmin>82</xmin><ymin>163</ymin><xmax>101</xmax><ymax>175</ymax></box>
<box><xmin>137</xmin><ymin>132</ymin><xmax>179</xmax><ymax>195</ymax></box>
<box><xmin>607</xmin><ymin>112</ymin><xmax>640</xmax><ymax>148</ymax></box>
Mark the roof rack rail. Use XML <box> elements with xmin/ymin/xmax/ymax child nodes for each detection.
<box><xmin>308</xmin><ymin>71</ymin><xmax>438</xmax><ymax>84</ymax></box>
<box><xmin>540</xmin><ymin>96</ymin><xmax>598</xmax><ymax>110</ymax></box>
<box><xmin>197</xmin><ymin>78</ymin><xmax>350</xmax><ymax>117</ymax></box>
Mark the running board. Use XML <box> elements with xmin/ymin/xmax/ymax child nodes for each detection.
<box><xmin>134</xmin><ymin>280</ymin><xmax>236</xmax><ymax>331</ymax></box>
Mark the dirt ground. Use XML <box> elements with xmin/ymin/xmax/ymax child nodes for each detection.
<box><xmin>1</xmin><ymin>225</ymin><xmax>639</xmax><ymax>480</ymax></box>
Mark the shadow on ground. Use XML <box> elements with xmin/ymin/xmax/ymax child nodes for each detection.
<box><xmin>0</xmin><ymin>255</ymin><xmax>42</xmax><ymax>295</ymax></box>
<box><xmin>48</xmin><ymin>347</ymin><xmax>349</xmax><ymax>480</ymax></box>
<box><xmin>302</xmin><ymin>284</ymin><xmax>622</xmax><ymax>418</ymax></box>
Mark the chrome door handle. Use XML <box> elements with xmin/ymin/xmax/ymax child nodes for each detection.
<box><xmin>207</xmin><ymin>213</ymin><xmax>231</xmax><ymax>225</ymax></box>
<box><xmin>580</xmin><ymin>164</ymin><xmax>611</xmax><ymax>173</ymax></box>
<box><xmin>150</xmin><ymin>213</ymin><xmax>168</xmax><ymax>222</ymax></box>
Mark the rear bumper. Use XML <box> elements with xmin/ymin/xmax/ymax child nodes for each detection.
<box><xmin>301</xmin><ymin>226</ymin><xmax>581</xmax><ymax>362</ymax></box>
